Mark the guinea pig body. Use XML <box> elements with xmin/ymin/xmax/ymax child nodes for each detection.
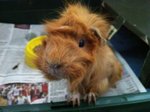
<box><xmin>35</xmin><ymin>3</ymin><xmax>122</xmax><ymax>106</ymax></box>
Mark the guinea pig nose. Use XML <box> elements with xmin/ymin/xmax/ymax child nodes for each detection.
<box><xmin>51</xmin><ymin>64</ymin><xmax>61</xmax><ymax>69</ymax></box>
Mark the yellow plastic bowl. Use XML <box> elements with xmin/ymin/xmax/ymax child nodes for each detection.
<box><xmin>25</xmin><ymin>35</ymin><xmax>47</xmax><ymax>68</ymax></box>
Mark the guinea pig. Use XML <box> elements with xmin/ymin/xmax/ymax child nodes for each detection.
<box><xmin>35</xmin><ymin>3</ymin><xmax>122</xmax><ymax>106</ymax></box>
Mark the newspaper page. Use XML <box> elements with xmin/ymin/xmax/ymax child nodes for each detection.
<box><xmin>0</xmin><ymin>23</ymin><xmax>146</xmax><ymax>106</ymax></box>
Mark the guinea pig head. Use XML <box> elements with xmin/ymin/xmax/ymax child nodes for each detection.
<box><xmin>35</xmin><ymin>25</ymin><xmax>106</xmax><ymax>81</ymax></box>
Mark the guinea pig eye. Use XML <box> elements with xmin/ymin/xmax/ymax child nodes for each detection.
<box><xmin>79</xmin><ymin>39</ymin><xmax>85</xmax><ymax>48</ymax></box>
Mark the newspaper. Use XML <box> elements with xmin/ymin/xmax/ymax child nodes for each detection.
<box><xmin>0</xmin><ymin>23</ymin><xmax>146</xmax><ymax>106</ymax></box>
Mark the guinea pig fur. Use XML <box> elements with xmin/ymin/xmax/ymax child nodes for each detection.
<box><xmin>35</xmin><ymin>3</ymin><xmax>122</xmax><ymax>106</ymax></box>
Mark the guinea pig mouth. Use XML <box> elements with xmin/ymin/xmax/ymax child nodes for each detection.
<box><xmin>48</xmin><ymin>68</ymin><xmax>65</xmax><ymax>79</ymax></box>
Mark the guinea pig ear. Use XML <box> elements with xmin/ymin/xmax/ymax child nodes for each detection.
<box><xmin>42</xmin><ymin>38</ymin><xmax>47</xmax><ymax>48</ymax></box>
<box><xmin>53</xmin><ymin>26</ymin><xmax>74</xmax><ymax>33</ymax></box>
<box><xmin>34</xmin><ymin>38</ymin><xmax>47</xmax><ymax>55</ymax></box>
<box><xmin>90</xmin><ymin>27</ymin><xmax>107</xmax><ymax>46</ymax></box>
<box><xmin>47</xmin><ymin>26</ymin><xmax>75</xmax><ymax>35</ymax></box>
<box><xmin>45</xmin><ymin>20</ymin><xmax>73</xmax><ymax>34</ymax></box>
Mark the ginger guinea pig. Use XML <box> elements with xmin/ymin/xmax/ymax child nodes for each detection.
<box><xmin>35</xmin><ymin>4</ymin><xmax>122</xmax><ymax>106</ymax></box>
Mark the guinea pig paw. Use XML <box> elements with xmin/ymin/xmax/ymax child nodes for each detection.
<box><xmin>68</xmin><ymin>92</ymin><xmax>80</xmax><ymax>106</ymax></box>
<box><xmin>84</xmin><ymin>92</ymin><xmax>96</xmax><ymax>104</ymax></box>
